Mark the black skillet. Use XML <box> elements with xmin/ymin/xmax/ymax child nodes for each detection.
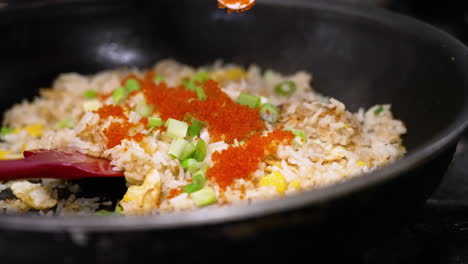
<box><xmin>0</xmin><ymin>0</ymin><xmax>467</xmax><ymax>262</ymax></box>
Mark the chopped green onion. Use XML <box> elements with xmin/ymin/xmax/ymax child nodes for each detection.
<box><xmin>260</xmin><ymin>103</ymin><xmax>279</xmax><ymax>123</ymax></box>
<box><xmin>190</xmin><ymin>187</ymin><xmax>217</xmax><ymax>207</ymax></box>
<box><xmin>114</xmin><ymin>204</ymin><xmax>123</xmax><ymax>214</ymax></box>
<box><xmin>0</xmin><ymin>126</ymin><xmax>14</xmax><ymax>137</ymax></box>
<box><xmin>188</xmin><ymin>161</ymin><xmax>203</xmax><ymax>174</ymax></box>
<box><xmin>124</xmin><ymin>78</ymin><xmax>140</xmax><ymax>93</ymax></box>
<box><xmin>183</xmin><ymin>172</ymin><xmax>206</xmax><ymax>194</ymax></box>
<box><xmin>289</xmin><ymin>129</ymin><xmax>307</xmax><ymax>146</ymax></box>
<box><xmin>169</xmin><ymin>138</ymin><xmax>190</xmax><ymax>159</ymax></box>
<box><xmin>187</xmin><ymin>117</ymin><xmax>205</xmax><ymax>137</ymax></box>
<box><xmin>291</xmin><ymin>129</ymin><xmax>305</xmax><ymax>138</ymax></box>
<box><xmin>374</xmin><ymin>106</ymin><xmax>384</xmax><ymax>115</ymax></box>
<box><xmin>180</xmin><ymin>142</ymin><xmax>196</xmax><ymax>160</ymax></box>
<box><xmin>134</xmin><ymin>101</ymin><xmax>154</xmax><ymax>117</ymax></box>
<box><xmin>184</xmin><ymin>183</ymin><xmax>201</xmax><ymax>194</ymax></box>
<box><xmin>274</xmin><ymin>80</ymin><xmax>297</xmax><ymax>96</ymax></box>
<box><xmin>84</xmin><ymin>90</ymin><xmax>97</xmax><ymax>99</ymax></box>
<box><xmin>293</xmin><ymin>136</ymin><xmax>306</xmax><ymax>146</ymax></box>
<box><xmin>148</xmin><ymin>117</ymin><xmax>163</xmax><ymax>128</ymax></box>
<box><xmin>181</xmin><ymin>158</ymin><xmax>194</xmax><ymax>169</ymax></box>
<box><xmin>153</xmin><ymin>75</ymin><xmax>165</xmax><ymax>84</ymax></box>
<box><xmin>57</xmin><ymin>117</ymin><xmax>75</xmax><ymax>129</ymax></box>
<box><xmin>112</xmin><ymin>86</ymin><xmax>127</xmax><ymax>104</ymax></box>
<box><xmin>181</xmin><ymin>158</ymin><xmax>203</xmax><ymax>173</ymax></box>
<box><xmin>193</xmin><ymin>139</ymin><xmax>207</xmax><ymax>162</ymax></box>
<box><xmin>183</xmin><ymin>79</ymin><xmax>198</xmax><ymax>91</ymax></box>
<box><xmin>96</xmin><ymin>210</ymin><xmax>115</xmax><ymax>216</ymax></box>
<box><xmin>166</xmin><ymin>118</ymin><xmax>188</xmax><ymax>139</ymax></box>
<box><xmin>237</xmin><ymin>93</ymin><xmax>261</xmax><ymax>108</ymax></box>
<box><xmin>195</xmin><ymin>86</ymin><xmax>207</xmax><ymax>101</ymax></box>
<box><xmin>193</xmin><ymin>71</ymin><xmax>211</xmax><ymax>83</ymax></box>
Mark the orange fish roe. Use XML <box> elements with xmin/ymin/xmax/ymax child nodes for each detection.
<box><xmin>167</xmin><ymin>188</ymin><xmax>182</xmax><ymax>199</ymax></box>
<box><xmin>94</xmin><ymin>105</ymin><xmax>126</xmax><ymax>120</ymax></box>
<box><xmin>139</xmin><ymin>117</ymin><xmax>148</xmax><ymax>126</ymax></box>
<box><xmin>103</xmin><ymin>121</ymin><xmax>143</xmax><ymax>149</ymax></box>
<box><xmin>207</xmin><ymin>129</ymin><xmax>294</xmax><ymax>189</ymax></box>
<box><xmin>131</xmin><ymin>132</ymin><xmax>146</xmax><ymax>143</ymax></box>
<box><xmin>141</xmin><ymin>75</ymin><xmax>264</xmax><ymax>143</ymax></box>
<box><xmin>97</xmin><ymin>91</ymin><xmax>113</xmax><ymax>101</ymax></box>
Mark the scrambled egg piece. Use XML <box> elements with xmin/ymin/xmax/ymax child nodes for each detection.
<box><xmin>212</xmin><ymin>67</ymin><xmax>247</xmax><ymax>83</ymax></box>
<box><xmin>289</xmin><ymin>180</ymin><xmax>301</xmax><ymax>190</ymax></box>
<box><xmin>121</xmin><ymin>169</ymin><xmax>161</xmax><ymax>215</ymax></box>
<box><xmin>259</xmin><ymin>171</ymin><xmax>287</xmax><ymax>195</ymax></box>
<box><xmin>0</xmin><ymin>150</ymin><xmax>9</xmax><ymax>160</ymax></box>
<box><xmin>357</xmin><ymin>160</ymin><xmax>368</xmax><ymax>167</ymax></box>
<box><xmin>23</xmin><ymin>124</ymin><xmax>43</xmax><ymax>137</ymax></box>
<box><xmin>11</xmin><ymin>181</ymin><xmax>57</xmax><ymax>210</ymax></box>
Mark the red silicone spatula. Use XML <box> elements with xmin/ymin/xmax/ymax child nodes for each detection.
<box><xmin>0</xmin><ymin>149</ymin><xmax>124</xmax><ymax>181</ymax></box>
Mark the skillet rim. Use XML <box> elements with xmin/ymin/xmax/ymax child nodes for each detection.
<box><xmin>0</xmin><ymin>0</ymin><xmax>468</xmax><ymax>232</ymax></box>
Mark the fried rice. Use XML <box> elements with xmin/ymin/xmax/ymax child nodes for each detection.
<box><xmin>0</xmin><ymin>59</ymin><xmax>406</xmax><ymax>215</ymax></box>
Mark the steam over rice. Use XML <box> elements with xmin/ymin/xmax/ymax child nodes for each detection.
<box><xmin>0</xmin><ymin>59</ymin><xmax>406</xmax><ymax>215</ymax></box>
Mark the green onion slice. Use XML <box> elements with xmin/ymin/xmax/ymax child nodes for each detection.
<box><xmin>187</xmin><ymin>117</ymin><xmax>205</xmax><ymax>137</ymax></box>
<box><xmin>193</xmin><ymin>139</ymin><xmax>207</xmax><ymax>162</ymax></box>
<box><xmin>57</xmin><ymin>117</ymin><xmax>75</xmax><ymax>129</ymax></box>
<box><xmin>112</xmin><ymin>86</ymin><xmax>127</xmax><ymax>104</ymax></box>
<box><xmin>237</xmin><ymin>93</ymin><xmax>261</xmax><ymax>108</ymax></box>
<box><xmin>0</xmin><ymin>126</ymin><xmax>14</xmax><ymax>137</ymax></box>
<box><xmin>84</xmin><ymin>90</ymin><xmax>97</xmax><ymax>99</ymax></box>
<box><xmin>114</xmin><ymin>204</ymin><xmax>123</xmax><ymax>214</ymax></box>
<box><xmin>289</xmin><ymin>129</ymin><xmax>307</xmax><ymax>146</ymax></box>
<box><xmin>195</xmin><ymin>86</ymin><xmax>207</xmax><ymax>101</ymax></box>
<box><xmin>96</xmin><ymin>210</ymin><xmax>115</xmax><ymax>216</ymax></box>
<box><xmin>180</xmin><ymin>142</ymin><xmax>196</xmax><ymax>161</ymax></box>
<box><xmin>374</xmin><ymin>106</ymin><xmax>384</xmax><ymax>115</ymax></box>
<box><xmin>274</xmin><ymin>80</ymin><xmax>297</xmax><ymax>96</ymax></box>
<box><xmin>148</xmin><ymin>117</ymin><xmax>163</xmax><ymax>128</ymax></box>
<box><xmin>291</xmin><ymin>129</ymin><xmax>306</xmax><ymax>138</ymax></box>
<box><xmin>125</xmin><ymin>78</ymin><xmax>141</xmax><ymax>93</ymax></box>
<box><xmin>134</xmin><ymin>101</ymin><xmax>154</xmax><ymax>117</ymax></box>
<box><xmin>260</xmin><ymin>103</ymin><xmax>279</xmax><ymax>123</ymax></box>
<box><xmin>181</xmin><ymin>158</ymin><xmax>203</xmax><ymax>173</ymax></box>
<box><xmin>166</xmin><ymin>118</ymin><xmax>188</xmax><ymax>139</ymax></box>
<box><xmin>190</xmin><ymin>187</ymin><xmax>217</xmax><ymax>207</ymax></box>
<box><xmin>193</xmin><ymin>71</ymin><xmax>211</xmax><ymax>83</ymax></box>
<box><xmin>153</xmin><ymin>75</ymin><xmax>165</xmax><ymax>84</ymax></box>
<box><xmin>169</xmin><ymin>138</ymin><xmax>190</xmax><ymax>159</ymax></box>
<box><xmin>183</xmin><ymin>79</ymin><xmax>198</xmax><ymax>91</ymax></box>
<box><xmin>183</xmin><ymin>172</ymin><xmax>206</xmax><ymax>194</ymax></box>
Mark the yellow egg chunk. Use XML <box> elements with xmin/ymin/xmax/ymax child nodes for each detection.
<box><xmin>10</xmin><ymin>181</ymin><xmax>57</xmax><ymax>210</ymax></box>
<box><xmin>24</xmin><ymin>124</ymin><xmax>43</xmax><ymax>137</ymax></box>
<box><xmin>0</xmin><ymin>150</ymin><xmax>9</xmax><ymax>160</ymax></box>
<box><xmin>259</xmin><ymin>171</ymin><xmax>287</xmax><ymax>195</ymax></box>
<box><xmin>356</xmin><ymin>160</ymin><xmax>368</xmax><ymax>167</ymax></box>
<box><xmin>225</xmin><ymin>67</ymin><xmax>247</xmax><ymax>81</ymax></box>
<box><xmin>121</xmin><ymin>169</ymin><xmax>161</xmax><ymax>215</ymax></box>
<box><xmin>289</xmin><ymin>180</ymin><xmax>301</xmax><ymax>190</ymax></box>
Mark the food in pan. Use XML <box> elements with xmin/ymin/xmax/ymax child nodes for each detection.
<box><xmin>0</xmin><ymin>59</ymin><xmax>406</xmax><ymax>215</ymax></box>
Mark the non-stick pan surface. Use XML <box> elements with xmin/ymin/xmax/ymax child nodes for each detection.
<box><xmin>0</xmin><ymin>0</ymin><xmax>467</xmax><ymax>260</ymax></box>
